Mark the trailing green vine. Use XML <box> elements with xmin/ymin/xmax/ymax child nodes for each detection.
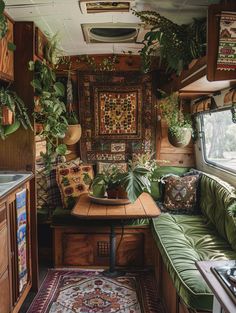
<box><xmin>29</xmin><ymin>60</ymin><xmax>68</xmax><ymax>172</ymax></box>
<box><xmin>60</xmin><ymin>54</ymin><xmax>119</xmax><ymax>72</ymax></box>
<box><xmin>133</xmin><ymin>10</ymin><xmax>206</xmax><ymax>74</ymax></box>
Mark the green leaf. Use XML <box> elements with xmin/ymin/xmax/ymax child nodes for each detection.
<box><xmin>119</xmin><ymin>166</ymin><xmax>150</xmax><ymax>203</ymax></box>
<box><xmin>0</xmin><ymin>0</ymin><xmax>5</xmax><ymax>14</ymax></box>
<box><xmin>53</xmin><ymin>82</ymin><xmax>65</xmax><ymax>97</ymax></box>
<box><xmin>7</xmin><ymin>41</ymin><xmax>16</xmax><ymax>51</ymax></box>
<box><xmin>56</xmin><ymin>144</ymin><xmax>67</xmax><ymax>155</ymax></box>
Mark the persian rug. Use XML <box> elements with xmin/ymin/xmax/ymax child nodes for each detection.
<box><xmin>217</xmin><ymin>11</ymin><xmax>236</xmax><ymax>71</ymax></box>
<box><xmin>27</xmin><ymin>269</ymin><xmax>164</xmax><ymax>313</ymax></box>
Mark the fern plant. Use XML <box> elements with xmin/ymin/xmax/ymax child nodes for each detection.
<box><xmin>0</xmin><ymin>87</ymin><xmax>32</xmax><ymax>139</ymax></box>
<box><xmin>133</xmin><ymin>10</ymin><xmax>206</xmax><ymax>74</ymax></box>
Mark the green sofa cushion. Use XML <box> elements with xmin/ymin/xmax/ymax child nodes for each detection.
<box><xmin>200</xmin><ymin>173</ymin><xmax>236</xmax><ymax>251</ymax></box>
<box><xmin>51</xmin><ymin>207</ymin><xmax>150</xmax><ymax>227</ymax></box>
<box><xmin>152</xmin><ymin>213</ymin><xmax>236</xmax><ymax>311</ymax></box>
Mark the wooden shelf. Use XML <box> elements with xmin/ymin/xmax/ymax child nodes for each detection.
<box><xmin>162</xmin><ymin>56</ymin><xmax>236</xmax><ymax>99</ymax></box>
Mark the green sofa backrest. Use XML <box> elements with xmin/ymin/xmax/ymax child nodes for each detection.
<box><xmin>200</xmin><ymin>173</ymin><xmax>236</xmax><ymax>251</ymax></box>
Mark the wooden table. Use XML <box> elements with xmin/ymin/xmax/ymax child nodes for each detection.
<box><xmin>72</xmin><ymin>192</ymin><xmax>161</xmax><ymax>276</ymax></box>
<box><xmin>196</xmin><ymin>260</ymin><xmax>236</xmax><ymax>313</ymax></box>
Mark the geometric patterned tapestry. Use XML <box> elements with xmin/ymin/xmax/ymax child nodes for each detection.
<box><xmin>217</xmin><ymin>11</ymin><xmax>236</xmax><ymax>71</ymax></box>
<box><xmin>94</xmin><ymin>86</ymin><xmax>142</xmax><ymax>139</ymax></box>
<box><xmin>78</xmin><ymin>71</ymin><xmax>156</xmax><ymax>163</ymax></box>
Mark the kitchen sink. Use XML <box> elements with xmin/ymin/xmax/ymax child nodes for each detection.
<box><xmin>0</xmin><ymin>174</ymin><xmax>25</xmax><ymax>185</ymax></box>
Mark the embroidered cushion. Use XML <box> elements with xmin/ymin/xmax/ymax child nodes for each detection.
<box><xmin>163</xmin><ymin>175</ymin><xmax>199</xmax><ymax>213</ymax></box>
<box><xmin>56</xmin><ymin>158</ymin><xmax>94</xmax><ymax>209</ymax></box>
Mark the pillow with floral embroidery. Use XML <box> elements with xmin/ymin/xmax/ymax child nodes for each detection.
<box><xmin>163</xmin><ymin>175</ymin><xmax>199</xmax><ymax>213</ymax></box>
<box><xmin>56</xmin><ymin>158</ymin><xmax>94</xmax><ymax>209</ymax></box>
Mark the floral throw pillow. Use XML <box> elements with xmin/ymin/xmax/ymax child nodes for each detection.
<box><xmin>163</xmin><ymin>175</ymin><xmax>199</xmax><ymax>213</ymax></box>
<box><xmin>56</xmin><ymin>158</ymin><xmax>94</xmax><ymax>209</ymax></box>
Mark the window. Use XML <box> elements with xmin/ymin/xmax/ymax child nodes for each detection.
<box><xmin>201</xmin><ymin>108</ymin><xmax>236</xmax><ymax>173</ymax></box>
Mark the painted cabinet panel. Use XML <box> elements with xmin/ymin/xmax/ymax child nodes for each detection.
<box><xmin>0</xmin><ymin>16</ymin><xmax>14</xmax><ymax>82</ymax></box>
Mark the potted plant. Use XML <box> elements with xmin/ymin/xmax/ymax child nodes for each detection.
<box><xmin>158</xmin><ymin>91</ymin><xmax>193</xmax><ymax>147</ymax></box>
<box><xmin>0</xmin><ymin>87</ymin><xmax>32</xmax><ymax>139</ymax></box>
<box><xmin>63</xmin><ymin>107</ymin><xmax>82</xmax><ymax>145</ymax></box>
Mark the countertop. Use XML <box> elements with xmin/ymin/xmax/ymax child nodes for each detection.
<box><xmin>0</xmin><ymin>171</ymin><xmax>34</xmax><ymax>199</ymax></box>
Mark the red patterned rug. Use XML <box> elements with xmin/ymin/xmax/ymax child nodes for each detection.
<box><xmin>27</xmin><ymin>269</ymin><xmax>164</xmax><ymax>313</ymax></box>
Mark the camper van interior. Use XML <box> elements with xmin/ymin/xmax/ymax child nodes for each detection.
<box><xmin>0</xmin><ymin>0</ymin><xmax>236</xmax><ymax>312</ymax></box>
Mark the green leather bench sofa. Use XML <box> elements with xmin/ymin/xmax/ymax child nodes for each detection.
<box><xmin>152</xmin><ymin>172</ymin><xmax>236</xmax><ymax>313</ymax></box>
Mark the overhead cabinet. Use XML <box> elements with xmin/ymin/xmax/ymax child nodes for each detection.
<box><xmin>0</xmin><ymin>15</ymin><xmax>14</xmax><ymax>82</ymax></box>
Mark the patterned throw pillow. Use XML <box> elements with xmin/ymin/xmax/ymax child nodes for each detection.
<box><xmin>163</xmin><ymin>175</ymin><xmax>199</xmax><ymax>213</ymax></box>
<box><xmin>56</xmin><ymin>159</ymin><xmax>94</xmax><ymax>209</ymax></box>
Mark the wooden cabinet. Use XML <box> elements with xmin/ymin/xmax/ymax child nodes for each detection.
<box><xmin>53</xmin><ymin>225</ymin><xmax>154</xmax><ymax>268</ymax></box>
<box><xmin>0</xmin><ymin>202</ymin><xmax>10</xmax><ymax>313</ymax></box>
<box><xmin>0</xmin><ymin>182</ymin><xmax>32</xmax><ymax>313</ymax></box>
<box><xmin>0</xmin><ymin>15</ymin><xmax>14</xmax><ymax>82</ymax></box>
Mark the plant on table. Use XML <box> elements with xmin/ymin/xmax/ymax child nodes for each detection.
<box><xmin>90</xmin><ymin>163</ymin><xmax>151</xmax><ymax>203</ymax></box>
<box><xmin>0</xmin><ymin>87</ymin><xmax>32</xmax><ymax>139</ymax></box>
<box><xmin>158</xmin><ymin>90</ymin><xmax>192</xmax><ymax>147</ymax></box>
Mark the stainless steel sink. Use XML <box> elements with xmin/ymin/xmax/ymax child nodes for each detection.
<box><xmin>0</xmin><ymin>174</ymin><xmax>24</xmax><ymax>185</ymax></box>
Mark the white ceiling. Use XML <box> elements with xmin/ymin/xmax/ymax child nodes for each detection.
<box><xmin>5</xmin><ymin>0</ymin><xmax>220</xmax><ymax>56</ymax></box>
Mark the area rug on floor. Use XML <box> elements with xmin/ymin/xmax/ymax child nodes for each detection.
<box><xmin>27</xmin><ymin>269</ymin><xmax>164</xmax><ymax>313</ymax></box>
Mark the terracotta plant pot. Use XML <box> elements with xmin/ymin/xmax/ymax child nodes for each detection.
<box><xmin>168</xmin><ymin>128</ymin><xmax>192</xmax><ymax>148</ymax></box>
<box><xmin>107</xmin><ymin>186</ymin><xmax>128</xmax><ymax>199</ymax></box>
<box><xmin>35</xmin><ymin>123</ymin><xmax>44</xmax><ymax>134</ymax></box>
<box><xmin>63</xmin><ymin>124</ymin><xmax>82</xmax><ymax>145</ymax></box>
<box><xmin>1</xmin><ymin>106</ymin><xmax>14</xmax><ymax>125</ymax></box>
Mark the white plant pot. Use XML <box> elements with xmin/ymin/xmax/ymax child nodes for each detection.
<box><xmin>63</xmin><ymin>124</ymin><xmax>82</xmax><ymax>145</ymax></box>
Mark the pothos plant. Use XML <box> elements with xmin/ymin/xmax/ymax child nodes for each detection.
<box><xmin>133</xmin><ymin>10</ymin><xmax>206</xmax><ymax>74</ymax></box>
<box><xmin>29</xmin><ymin>60</ymin><xmax>68</xmax><ymax>172</ymax></box>
<box><xmin>0</xmin><ymin>87</ymin><xmax>32</xmax><ymax>139</ymax></box>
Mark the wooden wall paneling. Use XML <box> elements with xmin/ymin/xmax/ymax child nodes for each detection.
<box><xmin>157</xmin><ymin>120</ymin><xmax>195</xmax><ymax>167</ymax></box>
<box><xmin>0</xmin><ymin>15</ymin><xmax>14</xmax><ymax>82</ymax></box>
<box><xmin>0</xmin><ymin>22</ymin><xmax>35</xmax><ymax>171</ymax></box>
<box><xmin>207</xmin><ymin>3</ymin><xmax>236</xmax><ymax>81</ymax></box>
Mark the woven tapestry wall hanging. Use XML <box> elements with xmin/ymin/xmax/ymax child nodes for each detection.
<box><xmin>94</xmin><ymin>86</ymin><xmax>142</xmax><ymax>139</ymax></box>
<box><xmin>78</xmin><ymin>72</ymin><xmax>156</xmax><ymax>163</ymax></box>
<box><xmin>217</xmin><ymin>12</ymin><xmax>236</xmax><ymax>71</ymax></box>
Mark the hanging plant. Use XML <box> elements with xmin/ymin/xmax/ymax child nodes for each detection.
<box><xmin>133</xmin><ymin>10</ymin><xmax>206</xmax><ymax>74</ymax></box>
<box><xmin>158</xmin><ymin>91</ymin><xmax>193</xmax><ymax>147</ymax></box>
<box><xmin>44</xmin><ymin>32</ymin><xmax>64</xmax><ymax>67</ymax></box>
<box><xmin>29</xmin><ymin>60</ymin><xmax>68</xmax><ymax>172</ymax></box>
<box><xmin>0</xmin><ymin>87</ymin><xmax>32</xmax><ymax>139</ymax></box>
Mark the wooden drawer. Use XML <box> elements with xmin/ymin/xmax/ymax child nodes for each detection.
<box><xmin>62</xmin><ymin>232</ymin><xmax>144</xmax><ymax>267</ymax></box>
<box><xmin>0</xmin><ymin>224</ymin><xmax>8</xmax><ymax>275</ymax></box>
<box><xmin>0</xmin><ymin>270</ymin><xmax>10</xmax><ymax>313</ymax></box>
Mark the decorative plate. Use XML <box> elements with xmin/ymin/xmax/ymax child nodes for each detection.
<box><xmin>88</xmin><ymin>194</ymin><xmax>131</xmax><ymax>205</ymax></box>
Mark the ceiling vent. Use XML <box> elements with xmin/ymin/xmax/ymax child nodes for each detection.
<box><xmin>79</xmin><ymin>0</ymin><xmax>135</xmax><ymax>14</ymax></box>
<box><xmin>82</xmin><ymin>23</ymin><xmax>143</xmax><ymax>43</ymax></box>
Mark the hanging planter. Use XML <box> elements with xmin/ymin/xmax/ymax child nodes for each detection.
<box><xmin>1</xmin><ymin>106</ymin><xmax>14</xmax><ymax>125</ymax></box>
<box><xmin>168</xmin><ymin>127</ymin><xmax>192</xmax><ymax>148</ymax></box>
<box><xmin>63</xmin><ymin>124</ymin><xmax>82</xmax><ymax>145</ymax></box>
